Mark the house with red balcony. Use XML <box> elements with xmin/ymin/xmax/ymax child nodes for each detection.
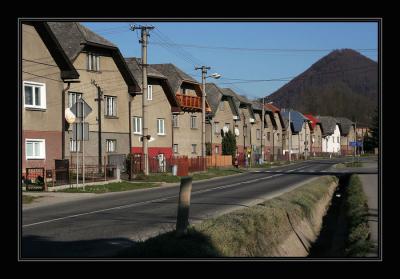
<box><xmin>151</xmin><ymin>63</ymin><xmax>211</xmax><ymax>158</ymax></box>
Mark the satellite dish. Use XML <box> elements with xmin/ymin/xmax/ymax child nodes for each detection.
<box><xmin>223</xmin><ymin>126</ymin><xmax>229</xmax><ymax>133</ymax></box>
<box><xmin>149</xmin><ymin>137</ymin><xmax>155</xmax><ymax>142</ymax></box>
<box><xmin>65</xmin><ymin>108</ymin><xmax>76</xmax><ymax>124</ymax></box>
<box><xmin>235</xmin><ymin>128</ymin><xmax>240</xmax><ymax>136</ymax></box>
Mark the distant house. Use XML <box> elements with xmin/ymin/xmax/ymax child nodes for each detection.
<box><xmin>48</xmin><ymin>22</ymin><xmax>140</xmax><ymax>167</ymax></box>
<box><xmin>22</xmin><ymin>22</ymin><xmax>79</xmax><ymax>172</ymax></box>
<box><xmin>221</xmin><ymin>89</ymin><xmax>255</xmax><ymax>158</ymax></box>
<box><xmin>336</xmin><ymin>117</ymin><xmax>356</xmax><ymax>155</ymax></box>
<box><xmin>281</xmin><ymin>109</ymin><xmax>312</xmax><ymax>159</ymax></box>
<box><xmin>125</xmin><ymin>58</ymin><xmax>180</xmax><ymax>161</ymax></box>
<box><xmin>318</xmin><ymin>116</ymin><xmax>342</xmax><ymax>154</ymax></box>
<box><xmin>264</xmin><ymin>103</ymin><xmax>285</xmax><ymax>160</ymax></box>
<box><xmin>304</xmin><ymin>114</ymin><xmax>323</xmax><ymax>156</ymax></box>
<box><xmin>151</xmin><ymin>63</ymin><xmax>211</xmax><ymax>158</ymax></box>
<box><xmin>205</xmin><ymin>83</ymin><xmax>240</xmax><ymax>155</ymax></box>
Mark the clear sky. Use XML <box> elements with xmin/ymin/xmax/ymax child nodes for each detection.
<box><xmin>82</xmin><ymin>21</ymin><xmax>378</xmax><ymax>99</ymax></box>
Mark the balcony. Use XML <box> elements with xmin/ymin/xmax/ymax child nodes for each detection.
<box><xmin>176</xmin><ymin>94</ymin><xmax>211</xmax><ymax>112</ymax></box>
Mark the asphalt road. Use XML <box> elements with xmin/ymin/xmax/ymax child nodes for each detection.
<box><xmin>21</xmin><ymin>157</ymin><xmax>377</xmax><ymax>258</ymax></box>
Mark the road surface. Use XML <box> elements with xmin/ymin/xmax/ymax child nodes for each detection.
<box><xmin>21</xmin><ymin>157</ymin><xmax>377</xmax><ymax>258</ymax></box>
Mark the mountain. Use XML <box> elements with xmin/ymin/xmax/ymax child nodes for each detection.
<box><xmin>265</xmin><ymin>49</ymin><xmax>378</xmax><ymax>126</ymax></box>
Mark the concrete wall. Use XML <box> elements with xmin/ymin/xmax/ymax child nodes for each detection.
<box><xmin>22</xmin><ymin>24</ymin><xmax>65</xmax><ymax>170</ymax></box>
<box><xmin>322</xmin><ymin>124</ymin><xmax>341</xmax><ymax>153</ymax></box>
<box><xmin>341</xmin><ymin>125</ymin><xmax>356</xmax><ymax>155</ymax></box>
<box><xmin>311</xmin><ymin>124</ymin><xmax>323</xmax><ymax>153</ymax></box>
<box><xmin>172</xmin><ymin>112</ymin><xmax>202</xmax><ymax>158</ymax></box>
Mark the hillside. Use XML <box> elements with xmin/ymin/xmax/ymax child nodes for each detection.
<box><xmin>265</xmin><ymin>49</ymin><xmax>378</xmax><ymax>126</ymax></box>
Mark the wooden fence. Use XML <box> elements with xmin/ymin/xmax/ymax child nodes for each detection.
<box><xmin>206</xmin><ymin>155</ymin><xmax>233</xmax><ymax>167</ymax></box>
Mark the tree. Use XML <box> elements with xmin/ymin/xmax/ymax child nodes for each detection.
<box><xmin>363</xmin><ymin>106</ymin><xmax>379</xmax><ymax>152</ymax></box>
<box><xmin>222</xmin><ymin>130</ymin><xmax>237</xmax><ymax>157</ymax></box>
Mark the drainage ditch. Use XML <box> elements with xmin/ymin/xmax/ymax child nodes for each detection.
<box><xmin>308</xmin><ymin>174</ymin><xmax>351</xmax><ymax>258</ymax></box>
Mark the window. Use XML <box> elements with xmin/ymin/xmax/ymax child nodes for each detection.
<box><xmin>191</xmin><ymin>144</ymin><xmax>197</xmax><ymax>154</ymax></box>
<box><xmin>267</xmin><ymin>132</ymin><xmax>271</xmax><ymax>141</ymax></box>
<box><xmin>277</xmin><ymin>133</ymin><xmax>280</xmax><ymax>141</ymax></box>
<box><xmin>190</xmin><ymin>116</ymin><xmax>197</xmax><ymax>129</ymax></box>
<box><xmin>173</xmin><ymin>144</ymin><xmax>179</xmax><ymax>154</ymax></box>
<box><xmin>215</xmin><ymin>146</ymin><xmax>219</xmax><ymax>154</ymax></box>
<box><xmin>105</xmin><ymin>96</ymin><xmax>117</xmax><ymax>116</ymax></box>
<box><xmin>172</xmin><ymin>115</ymin><xmax>179</xmax><ymax>127</ymax></box>
<box><xmin>214</xmin><ymin>122</ymin><xmax>219</xmax><ymax>134</ymax></box>
<box><xmin>106</xmin><ymin>139</ymin><xmax>116</xmax><ymax>153</ymax></box>
<box><xmin>219</xmin><ymin>102</ymin><xmax>224</xmax><ymax>111</ymax></box>
<box><xmin>25</xmin><ymin>139</ymin><xmax>45</xmax><ymax>159</ymax></box>
<box><xmin>87</xmin><ymin>52</ymin><xmax>100</xmax><ymax>71</ymax></box>
<box><xmin>68</xmin><ymin>92</ymin><xmax>82</xmax><ymax>108</ymax></box>
<box><xmin>147</xmin><ymin>85</ymin><xmax>153</xmax><ymax>100</ymax></box>
<box><xmin>157</xmin><ymin>118</ymin><xmax>165</xmax><ymax>135</ymax></box>
<box><xmin>69</xmin><ymin>139</ymin><xmax>80</xmax><ymax>152</ymax></box>
<box><xmin>337</xmin><ymin>137</ymin><xmax>340</xmax><ymax>143</ymax></box>
<box><xmin>224</xmin><ymin>123</ymin><xmax>230</xmax><ymax>131</ymax></box>
<box><xmin>256</xmin><ymin>129</ymin><xmax>261</xmax><ymax>140</ymax></box>
<box><xmin>24</xmin><ymin>81</ymin><xmax>46</xmax><ymax>109</ymax></box>
<box><xmin>181</xmin><ymin>87</ymin><xmax>187</xmax><ymax>95</ymax></box>
<box><xmin>133</xmin><ymin>116</ymin><xmax>142</xmax><ymax>134</ymax></box>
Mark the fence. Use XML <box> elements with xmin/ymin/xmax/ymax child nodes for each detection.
<box><xmin>206</xmin><ymin>155</ymin><xmax>233</xmax><ymax>168</ymax></box>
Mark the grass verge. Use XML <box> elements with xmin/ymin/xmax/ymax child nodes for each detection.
<box><xmin>344</xmin><ymin>175</ymin><xmax>373</xmax><ymax>256</ymax></box>
<box><xmin>22</xmin><ymin>195</ymin><xmax>43</xmax><ymax>204</ymax></box>
<box><xmin>58</xmin><ymin>182</ymin><xmax>161</xmax><ymax>193</ymax></box>
<box><xmin>336</xmin><ymin>162</ymin><xmax>364</xmax><ymax>169</ymax></box>
<box><xmin>116</xmin><ymin>175</ymin><xmax>338</xmax><ymax>257</ymax></box>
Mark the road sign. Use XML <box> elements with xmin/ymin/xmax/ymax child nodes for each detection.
<box><xmin>70</xmin><ymin>99</ymin><xmax>92</xmax><ymax>119</ymax></box>
<box><xmin>73</xmin><ymin>122</ymin><xmax>89</xmax><ymax>141</ymax></box>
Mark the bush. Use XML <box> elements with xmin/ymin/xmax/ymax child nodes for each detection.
<box><xmin>222</xmin><ymin>130</ymin><xmax>237</xmax><ymax>157</ymax></box>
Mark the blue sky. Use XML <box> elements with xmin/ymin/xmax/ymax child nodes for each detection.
<box><xmin>82</xmin><ymin>22</ymin><xmax>378</xmax><ymax>99</ymax></box>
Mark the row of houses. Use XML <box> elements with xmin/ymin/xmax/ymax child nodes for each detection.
<box><xmin>21</xmin><ymin>22</ymin><xmax>358</xmax><ymax>173</ymax></box>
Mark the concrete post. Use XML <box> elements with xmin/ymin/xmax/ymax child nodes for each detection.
<box><xmin>176</xmin><ymin>176</ymin><xmax>193</xmax><ymax>237</ymax></box>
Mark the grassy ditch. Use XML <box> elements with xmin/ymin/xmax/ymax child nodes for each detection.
<box><xmin>116</xmin><ymin>175</ymin><xmax>338</xmax><ymax>257</ymax></box>
<box><xmin>344</xmin><ymin>175</ymin><xmax>373</xmax><ymax>256</ymax></box>
<box><xmin>22</xmin><ymin>195</ymin><xmax>43</xmax><ymax>204</ymax></box>
<box><xmin>58</xmin><ymin>182</ymin><xmax>161</xmax><ymax>193</ymax></box>
<box><xmin>336</xmin><ymin>162</ymin><xmax>364</xmax><ymax>168</ymax></box>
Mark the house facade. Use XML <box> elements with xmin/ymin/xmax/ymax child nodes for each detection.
<box><xmin>336</xmin><ymin>117</ymin><xmax>356</xmax><ymax>155</ymax></box>
<box><xmin>22</xmin><ymin>22</ymin><xmax>79</xmax><ymax>172</ymax></box>
<box><xmin>318</xmin><ymin>116</ymin><xmax>342</xmax><ymax>154</ymax></box>
<box><xmin>205</xmin><ymin>83</ymin><xmax>240</xmax><ymax>155</ymax></box>
<box><xmin>125</xmin><ymin>58</ymin><xmax>180</xmax><ymax>161</ymax></box>
<box><xmin>48</xmin><ymin>22</ymin><xmax>140</xmax><ymax>166</ymax></box>
<box><xmin>264</xmin><ymin>103</ymin><xmax>285</xmax><ymax>160</ymax></box>
<box><xmin>152</xmin><ymin>64</ymin><xmax>211</xmax><ymax>158</ymax></box>
<box><xmin>304</xmin><ymin>114</ymin><xmax>323</xmax><ymax>156</ymax></box>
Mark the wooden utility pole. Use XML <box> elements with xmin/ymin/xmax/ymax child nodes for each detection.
<box><xmin>131</xmin><ymin>25</ymin><xmax>154</xmax><ymax>176</ymax></box>
<box><xmin>92</xmin><ymin>80</ymin><xmax>103</xmax><ymax>172</ymax></box>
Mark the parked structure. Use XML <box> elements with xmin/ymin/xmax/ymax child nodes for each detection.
<box><xmin>205</xmin><ymin>83</ymin><xmax>240</xmax><ymax>156</ymax></box>
<box><xmin>22</xmin><ymin>22</ymin><xmax>80</xmax><ymax>172</ymax></box>
<box><xmin>48</xmin><ymin>22</ymin><xmax>140</xmax><ymax>167</ymax></box>
<box><xmin>336</xmin><ymin>117</ymin><xmax>356</xmax><ymax>155</ymax></box>
<box><xmin>318</xmin><ymin>116</ymin><xmax>342</xmax><ymax>155</ymax></box>
<box><xmin>151</xmin><ymin>63</ymin><xmax>211</xmax><ymax>158</ymax></box>
<box><xmin>304</xmin><ymin>114</ymin><xmax>323</xmax><ymax>156</ymax></box>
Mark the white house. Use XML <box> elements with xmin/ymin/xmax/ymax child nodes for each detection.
<box><xmin>318</xmin><ymin>116</ymin><xmax>341</xmax><ymax>154</ymax></box>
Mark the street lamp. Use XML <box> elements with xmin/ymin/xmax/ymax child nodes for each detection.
<box><xmin>195</xmin><ymin>66</ymin><xmax>221</xmax><ymax>170</ymax></box>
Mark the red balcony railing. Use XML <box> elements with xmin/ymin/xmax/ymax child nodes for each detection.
<box><xmin>176</xmin><ymin>94</ymin><xmax>211</xmax><ymax>112</ymax></box>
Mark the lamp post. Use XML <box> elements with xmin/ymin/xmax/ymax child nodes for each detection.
<box><xmin>195</xmin><ymin>66</ymin><xmax>221</xmax><ymax>170</ymax></box>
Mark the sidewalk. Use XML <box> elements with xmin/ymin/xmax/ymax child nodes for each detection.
<box><xmin>358</xmin><ymin>160</ymin><xmax>379</xmax><ymax>257</ymax></box>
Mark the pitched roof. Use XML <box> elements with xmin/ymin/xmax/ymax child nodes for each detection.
<box><xmin>303</xmin><ymin>114</ymin><xmax>320</xmax><ymax>130</ymax></box>
<box><xmin>318</xmin><ymin>116</ymin><xmax>340</xmax><ymax>136</ymax></box>
<box><xmin>47</xmin><ymin>22</ymin><xmax>116</xmax><ymax>61</ymax></box>
<box><xmin>335</xmin><ymin>117</ymin><xmax>355</xmax><ymax>136</ymax></box>
<box><xmin>125</xmin><ymin>57</ymin><xmax>167</xmax><ymax>87</ymax></box>
<box><xmin>47</xmin><ymin>22</ymin><xmax>140</xmax><ymax>94</ymax></box>
<box><xmin>24</xmin><ymin>22</ymin><xmax>79</xmax><ymax>80</ymax></box>
<box><xmin>280</xmin><ymin>109</ymin><xmax>308</xmax><ymax>134</ymax></box>
<box><xmin>151</xmin><ymin>63</ymin><xmax>200</xmax><ymax>94</ymax></box>
<box><xmin>264</xmin><ymin>103</ymin><xmax>280</xmax><ymax>112</ymax></box>
<box><xmin>205</xmin><ymin>83</ymin><xmax>240</xmax><ymax>118</ymax></box>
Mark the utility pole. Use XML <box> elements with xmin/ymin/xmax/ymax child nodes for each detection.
<box><xmin>261</xmin><ymin>98</ymin><xmax>265</xmax><ymax>162</ymax></box>
<box><xmin>195</xmin><ymin>65</ymin><xmax>210</xmax><ymax>171</ymax></box>
<box><xmin>305</xmin><ymin>120</ymin><xmax>308</xmax><ymax>160</ymax></box>
<box><xmin>131</xmin><ymin>25</ymin><xmax>154</xmax><ymax>176</ymax></box>
<box><xmin>92</xmin><ymin>80</ymin><xmax>103</xmax><ymax>172</ymax></box>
